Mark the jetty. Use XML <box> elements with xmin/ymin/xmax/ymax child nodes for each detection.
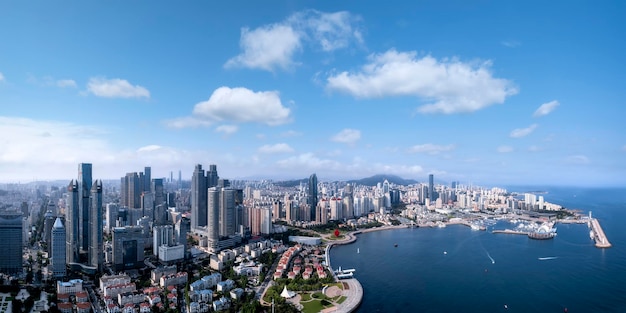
<box><xmin>590</xmin><ymin>218</ymin><xmax>612</xmax><ymax>248</ymax></box>
<box><xmin>492</xmin><ymin>229</ymin><xmax>527</xmax><ymax>235</ymax></box>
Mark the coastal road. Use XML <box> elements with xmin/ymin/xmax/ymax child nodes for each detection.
<box><xmin>333</xmin><ymin>279</ymin><xmax>363</xmax><ymax>313</ymax></box>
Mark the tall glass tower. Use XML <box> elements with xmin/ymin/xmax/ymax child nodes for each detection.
<box><xmin>51</xmin><ymin>217</ymin><xmax>66</xmax><ymax>278</ymax></box>
<box><xmin>428</xmin><ymin>174</ymin><xmax>434</xmax><ymax>202</ymax></box>
<box><xmin>89</xmin><ymin>180</ymin><xmax>103</xmax><ymax>271</ymax></box>
<box><xmin>66</xmin><ymin>180</ymin><xmax>79</xmax><ymax>263</ymax></box>
<box><xmin>308</xmin><ymin>174</ymin><xmax>318</xmax><ymax>221</ymax></box>
<box><xmin>191</xmin><ymin>164</ymin><xmax>207</xmax><ymax>229</ymax></box>
<box><xmin>78</xmin><ymin>163</ymin><xmax>92</xmax><ymax>252</ymax></box>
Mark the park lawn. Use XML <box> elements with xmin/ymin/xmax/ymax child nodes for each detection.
<box><xmin>336</xmin><ymin>296</ymin><xmax>347</xmax><ymax>304</ymax></box>
<box><xmin>300</xmin><ymin>293</ymin><xmax>312</xmax><ymax>301</ymax></box>
<box><xmin>302</xmin><ymin>299</ymin><xmax>334</xmax><ymax>313</ymax></box>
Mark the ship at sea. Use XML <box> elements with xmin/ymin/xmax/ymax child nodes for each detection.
<box><xmin>528</xmin><ymin>222</ymin><xmax>557</xmax><ymax>240</ymax></box>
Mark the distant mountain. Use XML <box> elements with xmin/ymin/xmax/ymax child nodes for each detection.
<box><xmin>348</xmin><ymin>174</ymin><xmax>419</xmax><ymax>186</ymax></box>
<box><xmin>274</xmin><ymin>178</ymin><xmax>308</xmax><ymax>188</ymax></box>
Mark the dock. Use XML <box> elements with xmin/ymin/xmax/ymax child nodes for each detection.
<box><xmin>590</xmin><ymin>218</ymin><xmax>612</xmax><ymax>248</ymax></box>
<box><xmin>492</xmin><ymin>229</ymin><xmax>528</xmax><ymax>235</ymax></box>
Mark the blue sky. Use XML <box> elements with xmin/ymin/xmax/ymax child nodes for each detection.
<box><xmin>0</xmin><ymin>1</ymin><xmax>624</xmax><ymax>186</ymax></box>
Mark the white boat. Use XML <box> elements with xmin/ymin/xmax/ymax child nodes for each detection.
<box><xmin>470</xmin><ymin>224</ymin><xmax>480</xmax><ymax>231</ymax></box>
<box><xmin>589</xmin><ymin>230</ymin><xmax>594</xmax><ymax>240</ymax></box>
<box><xmin>357</xmin><ymin>248</ymin><xmax>360</xmax><ymax>254</ymax></box>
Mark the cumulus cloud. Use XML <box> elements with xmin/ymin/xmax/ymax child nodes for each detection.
<box><xmin>276</xmin><ymin>153</ymin><xmax>341</xmax><ymax>171</ymax></box>
<box><xmin>225</xmin><ymin>10</ymin><xmax>362</xmax><ymax>72</ymax></box>
<box><xmin>225</xmin><ymin>24</ymin><xmax>301</xmax><ymax>72</ymax></box>
<box><xmin>501</xmin><ymin>40</ymin><xmax>521</xmax><ymax>48</ymax></box>
<box><xmin>326</xmin><ymin>49</ymin><xmax>517</xmax><ymax>114</ymax></box>
<box><xmin>331</xmin><ymin>128</ymin><xmax>361</xmax><ymax>144</ymax></box>
<box><xmin>137</xmin><ymin>145</ymin><xmax>162</xmax><ymax>153</ymax></box>
<box><xmin>510</xmin><ymin>124</ymin><xmax>538</xmax><ymax>138</ymax></box>
<box><xmin>288</xmin><ymin>10</ymin><xmax>363</xmax><ymax>52</ymax></box>
<box><xmin>56</xmin><ymin>79</ymin><xmax>77</xmax><ymax>88</ymax></box>
<box><xmin>215</xmin><ymin>124</ymin><xmax>238</xmax><ymax>135</ymax></box>
<box><xmin>0</xmin><ymin>72</ymin><xmax>5</xmax><ymax>82</ymax></box>
<box><xmin>533</xmin><ymin>100</ymin><xmax>560</xmax><ymax>117</ymax></box>
<box><xmin>497</xmin><ymin>145</ymin><xmax>514</xmax><ymax>153</ymax></box>
<box><xmin>280</xmin><ymin>130</ymin><xmax>302</xmax><ymax>137</ymax></box>
<box><xmin>258</xmin><ymin>143</ymin><xmax>295</xmax><ymax>154</ymax></box>
<box><xmin>566</xmin><ymin>155</ymin><xmax>590</xmax><ymax>164</ymax></box>
<box><xmin>87</xmin><ymin>77</ymin><xmax>150</xmax><ymax>99</ymax></box>
<box><xmin>192</xmin><ymin>87</ymin><xmax>291</xmax><ymax>126</ymax></box>
<box><xmin>407</xmin><ymin>143</ymin><xmax>455</xmax><ymax>155</ymax></box>
<box><xmin>164</xmin><ymin>117</ymin><xmax>213</xmax><ymax>129</ymax></box>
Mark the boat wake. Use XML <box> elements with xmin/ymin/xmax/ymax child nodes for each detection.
<box><xmin>538</xmin><ymin>256</ymin><xmax>558</xmax><ymax>261</ymax></box>
<box><xmin>487</xmin><ymin>252</ymin><xmax>495</xmax><ymax>264</ymax></box>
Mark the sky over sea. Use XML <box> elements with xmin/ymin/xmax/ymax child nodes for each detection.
<box><xmin>0</xmin><ymin>1</ymin><xmax>624</xmax><ymax>186</ymax></box>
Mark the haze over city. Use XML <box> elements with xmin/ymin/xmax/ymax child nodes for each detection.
<box><xmin>0</xmin><ymin>1</ymin><xmax>624</xmax><ymax>186</ymax></box>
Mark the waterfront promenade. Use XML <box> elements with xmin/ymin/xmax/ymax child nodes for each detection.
<box><xmin>590</xmin><ymin>218</ymin><xmax>612</xmax><ymax>248</ymax></box>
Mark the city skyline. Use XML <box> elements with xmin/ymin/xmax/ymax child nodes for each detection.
<box><xmin>0</xmin><ymin>1</ymin><xmax>625</xmax><ymax>187</ymax></box>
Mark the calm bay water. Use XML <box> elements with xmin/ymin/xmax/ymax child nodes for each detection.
<box><xmin>330</xmin><ymin>187</ymin><xmax>626</xmax><ymax>312</ymax></box>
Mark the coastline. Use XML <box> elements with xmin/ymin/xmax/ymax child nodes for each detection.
<box><xmin>324</xmin><ymin>224</ymin><xmax>408</xmax><ymax>313</ymax></box>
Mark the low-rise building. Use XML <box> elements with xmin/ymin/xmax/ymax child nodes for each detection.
<box><xmin>159</xmin><ymin>272</ymin><xmax>188</xmax><ymax>288</ymax></box>
<box><xmin>212</xmin><ymin>297</ymin><xmax>230</xmax><ymax>312</ymax></box>
<box><xmin>150</xmin><ymin>265</ymin><xmax>177</xmax><ymax>284</ymax></box>
<box><xmin>229</xmin><ymin>288</ymin><xmax>244</xmax><ymax>300</ymax></box>
<box><xmin>57</xmin><ymin>279</ymin><xmax>83</xmax><ymax>295</ymax></box>
<box><xmin>216</xmin><ymin>279</ymin><xmax>235</xmax><ymax>293</ymax></box>
<box><xmin>100</xmin><ymin>274</ymin><xmax>131</xmax><ymax>293</ymax></box>
<box><xmin>76</xmin><ymin>302</ymin><xmax>90</xmax><ymax>313</ymax></box>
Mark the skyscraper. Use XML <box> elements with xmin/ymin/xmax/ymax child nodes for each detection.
<box><xmin>428</xmin><ymin>174</ymin><xmax>434</xmax><ymax>202</ymax></box>
<box><xmin>308</xmin><ymin>174</ymin><xmax>318</xmax><ymax>221</ymax></box>
<box><xmin>51</xmin><ymin>217</ymin><xmax>66</xmax><ymax>278</ymax></box>
<box><xmin>143</xmin><ymin>166</ymin><xmax>151</xmax><ymax>192</ymax></box>
<box><xmin>0</xmin><ymin>213</ymin><xmax>23</xmax><ymax>275</ymax></box>
<box><xmin>111</xmin><ymin>226</ymin><xmax>144</xmax><ymax>271</ymax></box>
<box><xmin>219</xmin><ymin>188</ymin><xmax>236</xmax><ymax>237</ymax></box>
<box><xmin>78</xmin><ymin>163</ymin><xmax>92</xmax><ymax>252</ymax></box>
<box><xmin>207</xmin><ymin>187</ymin><xmax>220</xmax><ymax>241</ymax></box>
<box><xmin>207</xmin><ymin>164</ymin><xmax>219</xmax><ymax>188</ymax></box>
<box><xmin>121</xmin><ymin>172</ymin><xmax>141</xmax><ymax>208</ymax></box>
<box><xmin>66</xmin><ymin>180</ymin><xmax>80</xmax><ymax>264</ymax></box>
<box><xmin>89</xmin><ymin>180</ymin><xmax>103</xmax><ymax>271</ymax></box>
<box><xmin>191</xmin><ymin>164</ymin><xmax>208</xmax><ymax>229</ymax></box>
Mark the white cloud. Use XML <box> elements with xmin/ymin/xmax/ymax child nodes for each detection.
<box><xmin>215</xmin><ymin>124</ymin><xmax>238</xmax><ymax>135</ymax></box>
<box><xmin>533</xmin><ymin>100</ymin><xmax>560</xmax><ymax>117</ymax></box>
<box><xmin>326</xmin><ymin>49</ymin><xmax>517</xmax><ymax>114</ymax></box>
<box><xmin>225</xmin><ymin>24</ymin><xmax>301</xmax><ymax>72</ymax></box>
<box><xmin>0</xmin><ymin>72</ymin><xmax>5</xmax><ymax>82</ymax></box>
<box><xmin>87</xmin><ymin>77</ymin><xmax>150</xmax><ymax>99</ymax></box>
<box><xmin>407</xmin><ymin>143</ymin><xmax>455</xmax><ymax>155</ymax></box>
<box><xmin>566</xmin><ymin>155</ymin><xmax>590</xmax><ymax>164</ymax></box>
<box><xmin>258</xmin><ymin>143</ymin><xmax>295</xmax><ymax>154</ymax></box>
<box><xmin>164</xmin><ymin>117</ymin><xmax>213</xmax><ymax>129</ymax></box>
<box><xmin>137</xmin><ymin>145</ymin><xmax>162</xmax><ymax>153</ymax></box>
<box><xmin>510</xmin><ymin>124</ymin><xmax>538</xmax><ymax>138</ymax></box>
<box><xmin>501</xmin><ymin>40</ymin><xmax>521</xmax><ymax>48</ymax></box>
<box><xmin>331</xmin><ymin>128</ymin><xmax>361</xmax><ymax>144</ymax></box>
<box><xmin>56</xmin><ymin>79</ymin><xmax>77</xmax><ymax>88</ymax></box>
<box><xmin>225</xmin><ymin>10</ymin><xmax>362</xmax><ymax>72</ymax></box>
<box><xmin>289</xmin><ymin>10</ymin><xmax>363</xmax><ymax>52</ymax></box>
<box><xmin>497</xmin><ymin>145</ymin><xmax>514</xmax><ymax>153</ymax></box>
<box><xmin>528</xmin><ymin>145</ymin><xmax>542</xmax><ymax>152</ymax></box>
<box><xmin>192</xmin><ymin>87</ymin><xmax>291</xmax><ymax>126</ymax></box>
<box><xmin>622</xmin><ymin>145</ymin><xmax>626</xmax><ymax>152</ymax></box>
<box><xmin>276</xmin><ymin>153</ymin><xmax>341</xmax><ymax>171</ymax></box>
<box><xmin>280</xmin><ymin>130</ymin><xmax>303</xmax><ymax>137</ymax></box>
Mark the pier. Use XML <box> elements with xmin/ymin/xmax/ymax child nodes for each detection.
<box><xmin>590</xmin><ymin>218</ymin><xmax>612</xmax><ymax>248</ymax></box>
<box><xmin>492</xmin><ymin>229</ymin><xmax>528</xmax><ymax>235</ymax></box>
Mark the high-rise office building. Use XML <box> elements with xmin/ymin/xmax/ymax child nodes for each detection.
<box><xmin>111</xmin><ymin>226</ymin><xmax>144</xmax><ymax>271</ymax></box>
<box><xmin>191</xmin><ymin>165</ymin><xmax>208</xmax><ymax>229</ymax></box>
<box><xmin>78</xmin><ymin>163</ymin><xmax>92</xmax><ymax>252</ymax></box>
<box><xmin>428</xmin><ymin>174</ymin><xmax>434</xmax><ymax>202</ymax></box>
<box><xmin>43</xmin><ymin>209</ymin><xmax>55</xmax><ymax>255</ymax></box>
<box><xmin>66</xmin><ymin>180</ymin><xmax>80</xmax><ymax>264</ymax></box>
<box><xmin>308</xmin><ymin>174</ymin><xmax>318</xmax><ymax>221</ymax></box>
<box><xmin>105</xmin><ymin>204</ymin><xmax>119</xmax><ymax>234</ymax></box>
<box><xmin>89</xmin><ymin>180</ymin><xmax>103</xmax><ymax>271</ymax></box>
<box><xmin>153</xmin><ymin>225</ymin><xmax>174</xmax><ymax>257</ymax></box>
<box><xmin>51</xmin><ymin>217</ymin><xmax>66</xmax><ymax>278</ymax></box>
<box><xmin>121</xmin><ymin>172</ymin><xmax>141</xmax><ymax>208</ymax></box>
<box><xmin>143</xmin><ymin>167</ymin><xmax>151</xmax><ymax>192</ymax></box>
<box><xmin>0</xmin><ymin>213</ymin><xmax>23</xmax><ymax>275</ymax></box>
<box><xmin>207</xmin><ymin>164</ymin><xmax>219</xmax><ymax>188</ymax></box>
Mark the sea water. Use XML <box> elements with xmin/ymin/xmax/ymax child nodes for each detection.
<box><xmin>330</xmin><ymin>187</ymin><xmax>626</xmax><ymax>312</ymax></box>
